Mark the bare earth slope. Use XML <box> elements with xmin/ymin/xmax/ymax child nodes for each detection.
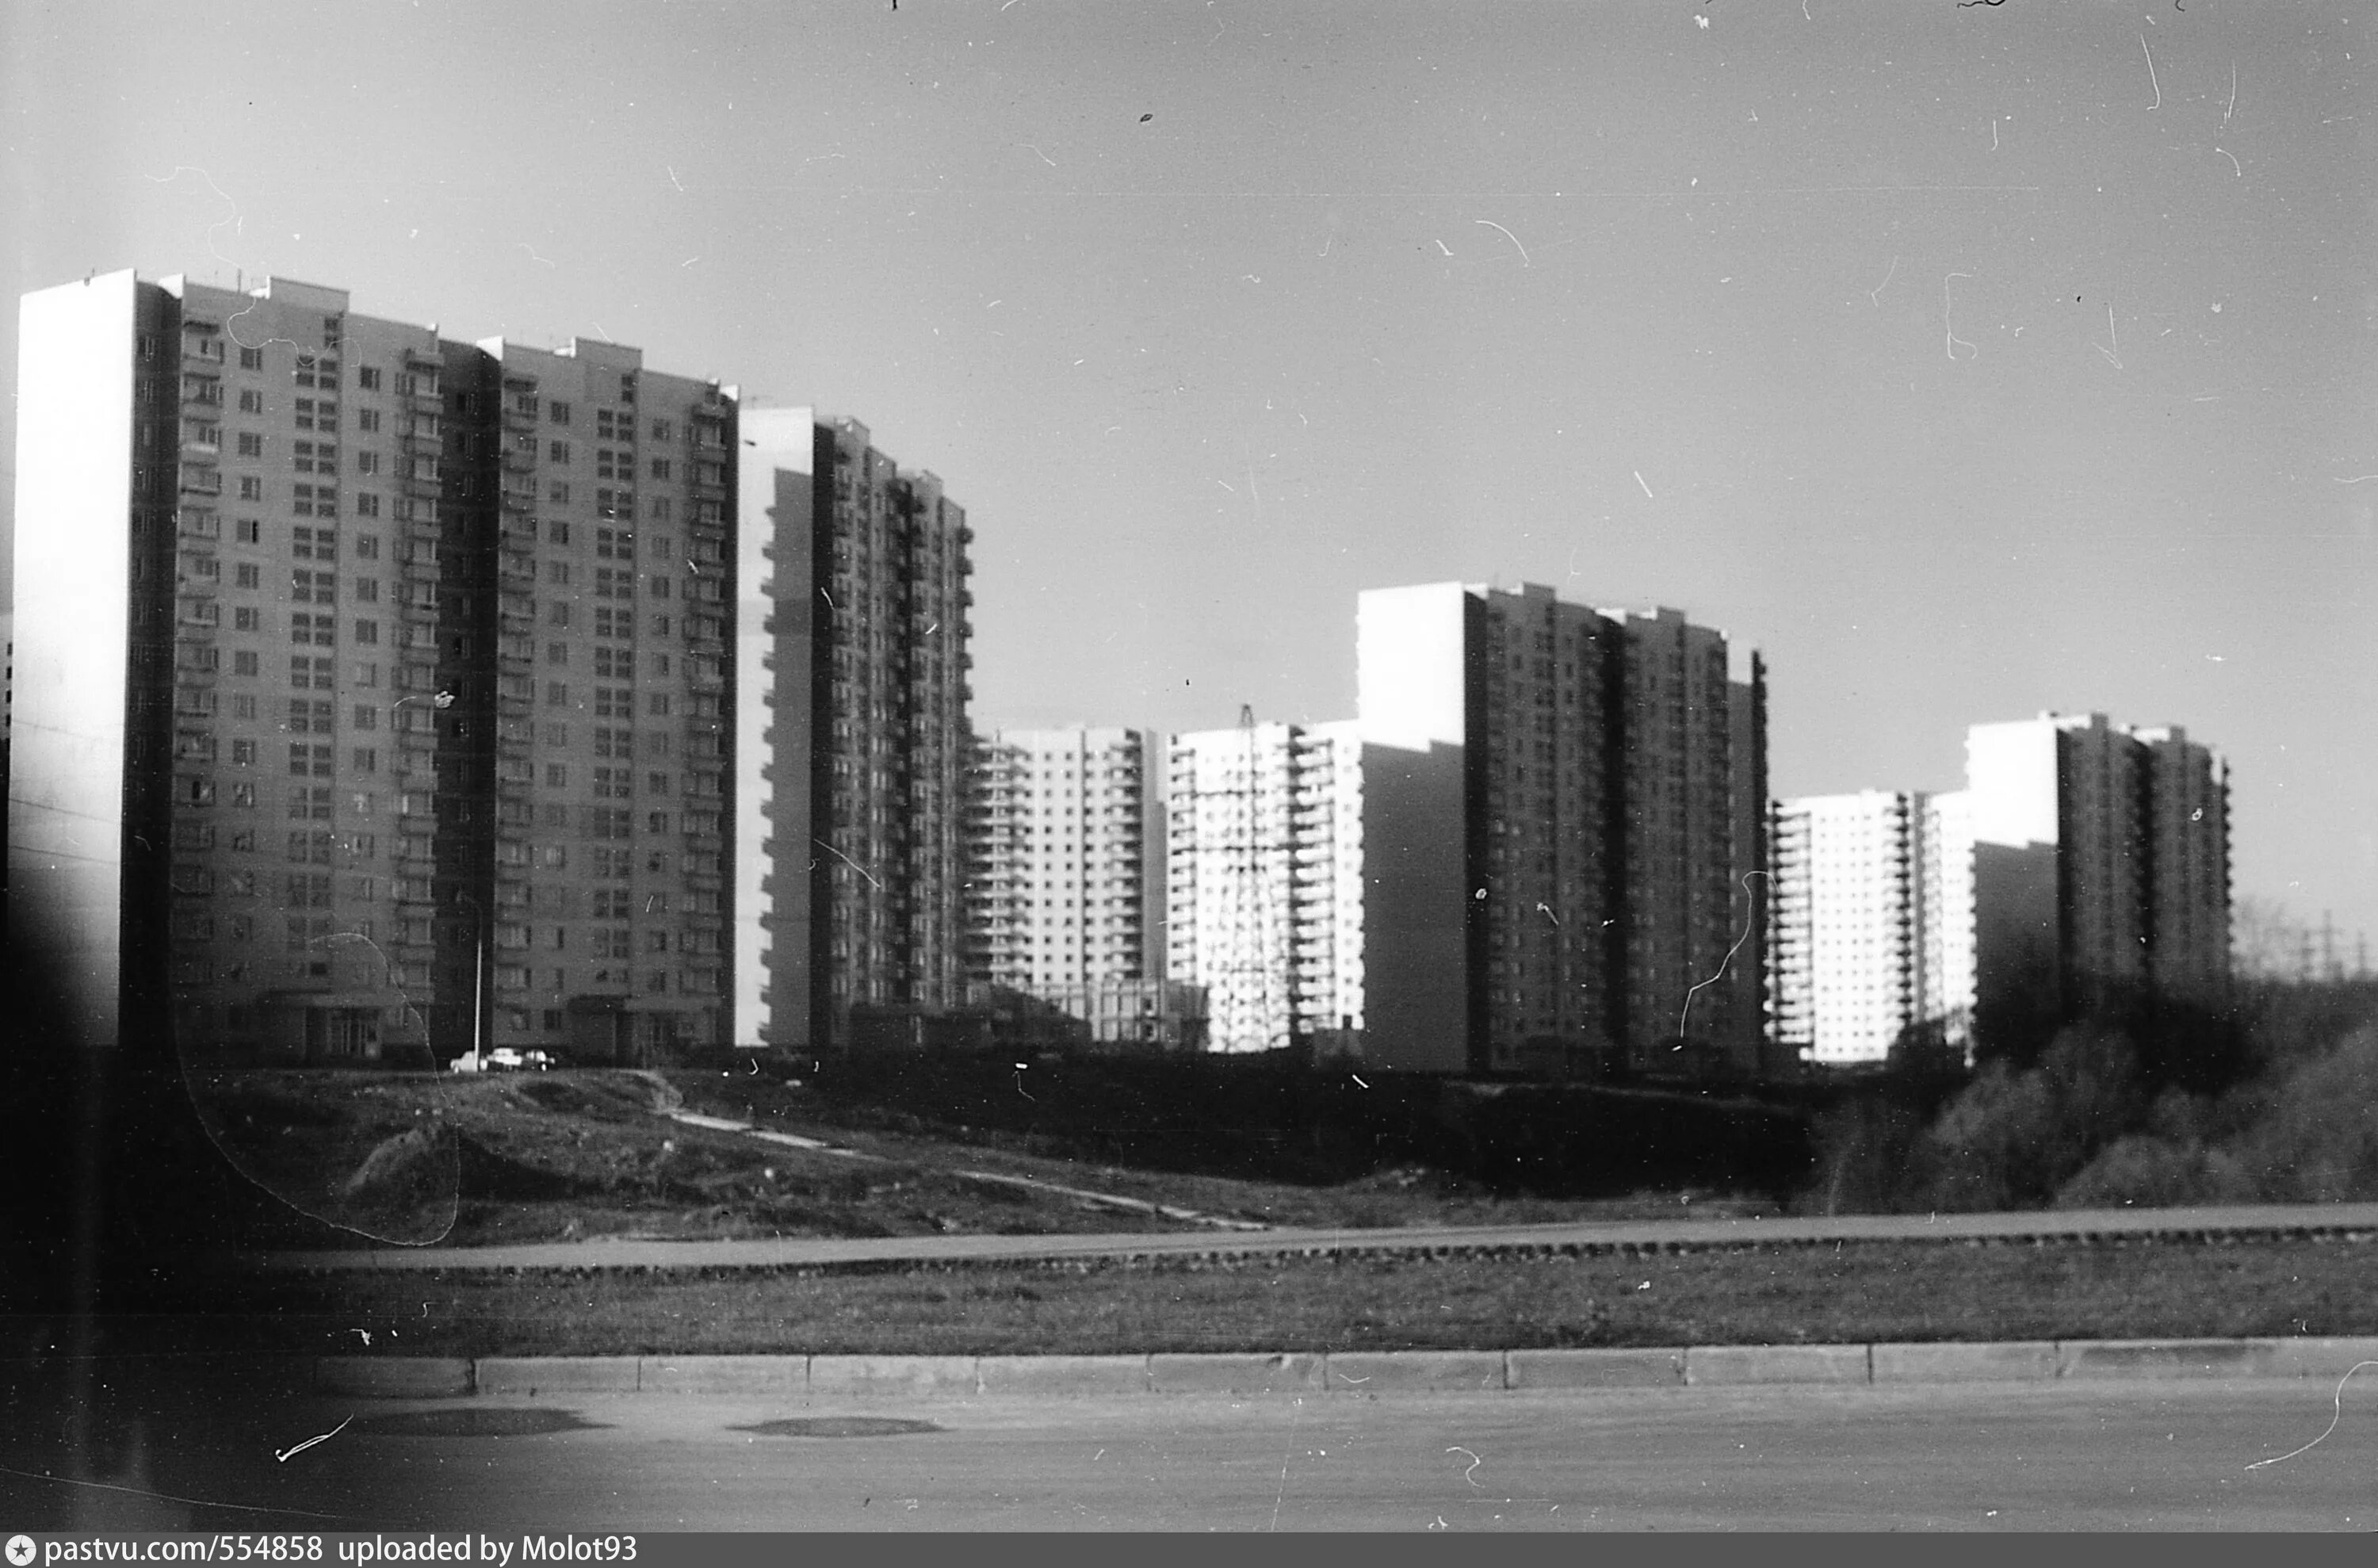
<box><xmin>183</xmin><ymin>1067</ymin><xmax>1774</xmax><ymax>1248</ymax></box>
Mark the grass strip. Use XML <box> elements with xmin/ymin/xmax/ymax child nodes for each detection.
<box><xmin>132</xmin><ymin>1234</ymin><xmax>2378</xmax><ymax>1360</ymax></box>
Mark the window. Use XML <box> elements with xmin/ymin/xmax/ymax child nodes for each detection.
<box><xmin>289</xmin><ymin>613</ymin><xmax>336</xmax><ymax>646</ymax></box>
<box><xmin>239</xmin><ymin>346</ymin><xmax>263</xmax><ymax>370</ymax></box>
<box><xmin>593</xmin><ymin>647</ymin><xmax>634</xmax><ymax>679</ymax></box>
<box><xmin>549</xmin><ymin>440</ymin><xmax>572</xmax><ymax>463</ymax></box>
<box><xmin>356</xmin><ymin>407</ymin><xmax>380</xmax><ymax>432</ymax></box>
<box><xmin>236</xmin><ymin>431</ymin><xmax>263</xmax><ymax>457</ymax></box>
<box><xmin>353</xmin><ymin>576</ymin><xmax>379</xmax><ymax>602</ymax></box>
<box><xmin>287</xmin><ymin>698</ymin><xmax>334</xmax><ymax>733</ymax></box>
<box><xmin>545</xmin><ymin>681</ymin><xmax>569</xmax><ymax>706</ymax></box>
<box><xmin>594</xmin><ymin>567</ymin><xmax>631</xmax><ymax>599</ymax></box>
<box><xmin>292</xmin><ymin>526</ymin><xmax>336</xmax><ymax>560</ymax></box>
<box><xmin>546</xmin><ymin>480</ymin><xmax>570</xmax><ymax>504</ymax></box>
<box><xmin>356</xmin><ymin>451</ymin><xmax>379</xmax><ymax>476</ymax></box>
<box><xmin>545</xmin><ymin>560</ymin><xmax>572</xmax><ymax>586</ymax></box>
<box><xmin>238</xmin><ymin>476</ymin><xmax>262</xmax><ymax>500</ymax></box>
<box><xmin>358</xmin><ymin>366</ymin><xmax>381</xmax><ymax>392</ymax></box>
<box><xmin>545</xmin><ymin>763</ymin><xmax>568</xmax><ymax>788</ymax></box>
<box><xmin>352</xmin><ymin>704</ymin><xmax>379</xmax><ymax>730</ymax></box>
<box><xmin>594</xmin><ymin>686</ymin><xmax>631</xmax><ymax>718</ymax></box>
<box><xmin>355</xmin><ymin>619</ymin><xmax>379</xmax><ymax>644</ymax></box>
<box><xmin>353</xmin><ymin>748</ymin><xmax>377</xmax><ymax>772</ymax></box>
<box><xmin>288</xmin><ymin>743</ymin><xmax>335</xmax><ymax>778</ymax></box>
<box><xmin>234</xmin><ymin>561</ymin><xmax>260</xmax><ymax>589</ymax></box>
<box><xmin>291</xmin><ymin>656</ymin><xmax>335</xmax><ymax>688</ymax></box>
<box><xmin>549</xmin><ymin>400</ymin><xmax>572</xmax><ymax>425</ymax></box>
<box><xmin>594</xmin><ymin>767</ymin><xmax>632</xmax><ymax>799</ymax></box>
<box><xmin>354</xmin><ymin>534</ymin><xmax>380</xmax><ymax>560</ymax></box>
<box><xmin>235</xmin><ymin>517</ymin><xmax>262</xmax><ymax>544</ymax></box>
<box><xmin>545</xmin><ymin>519</ymin><xmax>570</xmax><ymax>545</ymax></box>
<box><xmin>291</xmin><ymin>568</ymin><xmax>335</xmax><ymax>603</ymax></box>
<box><xmin>649</xmin><ymin>457</ymin><xmax>672</xmax><ymax>480</ymax></box>
<box><xmin>648</xmin><ymin>496</ymin><xmax>671</xmax><ymax>522</ymax></box>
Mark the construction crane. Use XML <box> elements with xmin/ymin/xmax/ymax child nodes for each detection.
<box><xmin>1207</xmin><ymin>703</ymin><xmax>1286</xmax><ymax>1052</ymax></box>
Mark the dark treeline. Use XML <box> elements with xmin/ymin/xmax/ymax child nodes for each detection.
<box><xmin>1800</xmin><ymin>977</ymin><xmax>2378</xmax><ymax>1214</ymax></box>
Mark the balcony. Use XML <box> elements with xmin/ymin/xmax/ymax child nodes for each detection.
<box><xmin>178</xmin><ymin>466</ymin><xmax>222</xmax><ymax>497</ymax></box>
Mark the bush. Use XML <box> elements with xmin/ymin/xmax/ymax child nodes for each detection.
<box><xmin>2051</xmin><ymin>1134</ymin><xmax>2260</xmax><ymax>1209</ymax></box>
<box><xmin>1919</xmin><ymin>1025</ymin><xmax>2145</xmax><ymax>1212</ymax></box>
<box><xmin>2233</xmin><ymin>1024</ymin><xmax>2378</xmax><ymax>1202</ymax></box>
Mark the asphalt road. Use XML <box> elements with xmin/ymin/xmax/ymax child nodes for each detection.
<box><xmin>14</xmin><ymin>1378</ymin><xmax>2375</xmax><ymax>1531</ymax></box>
<box><xmin>266</xmin><ymin>1199</ymin><xmax>2378</xmax><ymax>1272</ymax></box>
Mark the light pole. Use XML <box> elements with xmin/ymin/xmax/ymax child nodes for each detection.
<box><xmin>455</xmin><ymin>890</ymin><xmax>486</xmax><ymax>1073</ymax></box>
<box><xmin>392</xmin><ymin>689</ymin><xmax>469</xmax><ymax>1066</ymax></box>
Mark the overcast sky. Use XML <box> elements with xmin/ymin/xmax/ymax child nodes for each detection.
<box><xmin>6</xmin><ymin>0</ymin><xmax>2372</xmax><ymax>950</ymax></box>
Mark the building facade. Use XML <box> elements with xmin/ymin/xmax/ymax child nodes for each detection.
<box><xmin>735</xmin><ymin>410</ymin><xmax>975</xmax><ymax>1055</ymax></box>
<box><xmin>1964</xmin><ymin>712</ymin><xmax>2231</xmax><ymax>1044</ymax></box>
<box><xmin>965</xmin><ymin>726</ymin><xmax>1162</xmax><ymax>996</ymax></box>
<box><xmin>1165</xmin><ymin>718</ymin><xmax>1363</xmax><ymax>1054</ymax></box>
<box><xmin>960</xmin><ymin>726</ymin><xmax>1191</xmax><ymax>1048</ymax></box>
<box><xmin>1768</xmin><ymin>790</ymin><xmax>1975</xmax><ymax>1067</ymax></box>
<box><xmin>1357</xmin><ymin>582</ymin><xmax>1768</xmax><ymax>1077</ymax></box>
<box><xmin>12</xmin><ymin>271</ymin><xmax>976</xmax><ymax>1065</ymax></box>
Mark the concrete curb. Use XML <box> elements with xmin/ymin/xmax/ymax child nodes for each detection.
<box><xmin>1688</xmin><ymin>1344</ymin><xmax>1870</xmax><ymax>1386</ymax></box>
<box><xmin>312</xmin><ymin>1338</ymin><xmax>2378</xmax><ymax>1398</ymax></box>
<box><xmin>1872</xmin><ymin>1340</ymin><xmax>2058</xmax><ymax>1383</ymax></box>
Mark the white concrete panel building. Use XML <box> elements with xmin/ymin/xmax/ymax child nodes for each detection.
<box><xmin>965</xmin><ymin>725</ymin><xmax>1163</xmax><ymax>994</ymax></box>
<box><xmin>1769</xmin><ymin>790</ymin><xmax>1975</xmax><ymax>1066</ymax></box>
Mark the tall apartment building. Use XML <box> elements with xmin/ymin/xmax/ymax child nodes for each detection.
<box><xmin>962</xmin><ymin>726</ymin><xmax>1196</xmax><ymax>1049</ymax></box>
<box><xmin>736</xmin><ymin>410</ymin><xmax>974</xmax><ymax>1055</ymax></box>
<box><xmin>10</xmin><ymin>271</ymin><xmax>740</xmax><ymax>1062</ymax></box>
<box><xmin>1768</xmin><ymin>790</ymin><xmax>1975</xmax><ymax>1067</ymax></box>
<box><xmin>1964</xmin><ymin>712</ymin><xmax>2231</xmax><ymax>1042</ymax></box>
<box><xmin>12</xmin><ymin>270</ymin><xmax>975</xmax><ymax>1065</ymax></box>
<box><xmin>1357</xmin><ymin>582</ymin><xmax>1768</xmax><ymax>1077</ymax></box>
<box><xmin>1165</xmin><ymin>719</ymin><xmax>1363</xmax><ymax>1054</ymax></box>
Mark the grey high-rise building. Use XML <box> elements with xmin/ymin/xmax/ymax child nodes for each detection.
<box><xmin>736</xmin><ymin>411</ymin><xmax>976</xmax><ymax>1055</ymax></box>
<box><xmin>1356</xmin><ymin>582</ymin><xmax>1768</xmax><ymax>1077</ymax></box>
<box><xmin>1963</xmin><ymin>711</ymin><xmax>2231</xmax><ymax>1042</ymax></box>
<box><xmin>12</xmin><ymin>270</ymin><xmax>975</xmax><ymax>1066</ymax></box>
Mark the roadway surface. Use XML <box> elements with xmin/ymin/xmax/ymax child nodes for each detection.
<box><xmin>15</xmin><ymin>1379</ymin><xmax>2375</xmax><ymax>1531</ymax></box>
<box><xmin>263</xmin><ymin>1200</ymin><xmax>2378</xmax><ymax>1272</ymax></box>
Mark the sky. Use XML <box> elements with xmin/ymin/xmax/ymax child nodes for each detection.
<box><xmin>5</xmin><ymin>0</ymin><xmax>2373</xmax><ymax>952</ymax></box>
